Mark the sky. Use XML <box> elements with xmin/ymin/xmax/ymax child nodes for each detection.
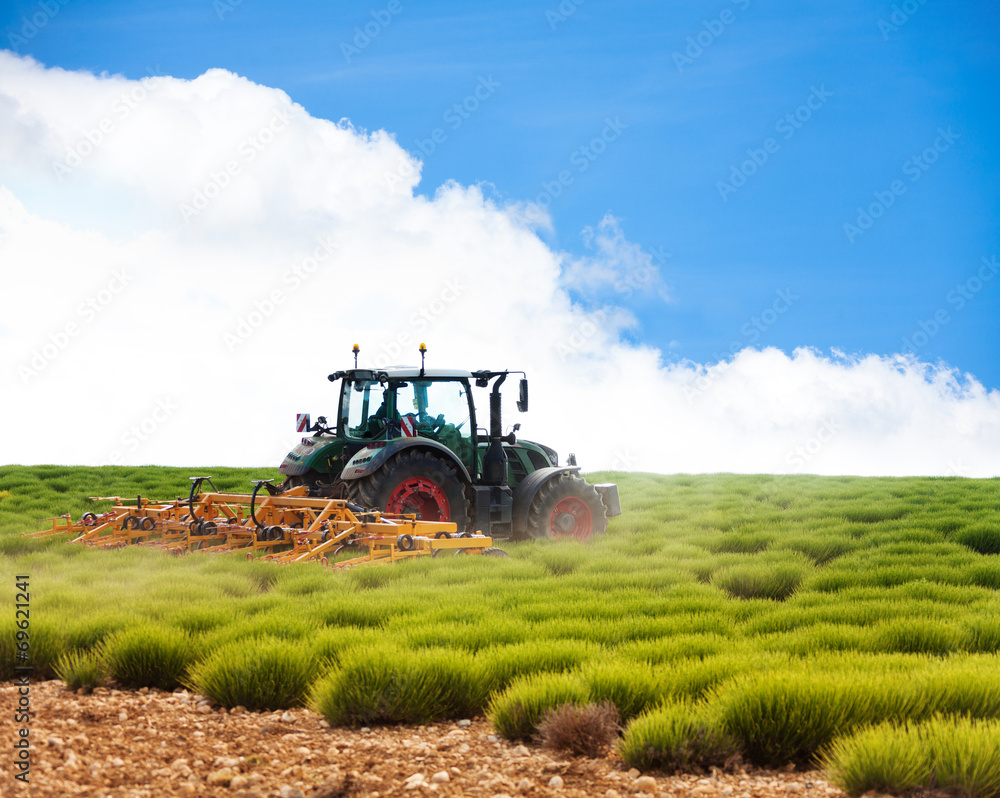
<box><xmin>0</xmin><ymin>0</ymin><xmax>998</xmax><ymax>476</ymax></box>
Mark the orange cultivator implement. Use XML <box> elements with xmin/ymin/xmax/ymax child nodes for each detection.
<box><xmin>31</xmin><ymin>477</ymin><xmax>504</xmax><ymax>568</ymax></box>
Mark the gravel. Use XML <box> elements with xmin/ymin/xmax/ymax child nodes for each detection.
<box><xmin>0</xmin><ymin>679</ymin><xmax>848</xmax><ymax>797</ymax></box>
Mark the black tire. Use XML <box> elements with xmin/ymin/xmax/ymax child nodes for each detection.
<box><xmin>266</xmin><ymin>525</ymin><xmax>283</xmax><ymax>542</ymax></box>
<box><xmin>526</xmin><ymin>473</ymin><xmax>607</xmax><ymax>542</ymax></box>
<box><xmin>280</xmin><ymin>472</ymin><xmax>319</xmax><ymax>496</ymax></box>
<box><xmin>346</xmin><ymin>450</ymin><xmax>473</xmax><ymax>532</ymax></box>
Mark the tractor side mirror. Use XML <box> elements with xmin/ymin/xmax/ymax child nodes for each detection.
<box><xmin>517</xmin><ymin>379</ymin><xmax>528</xmax><ymax>413</ymax></box>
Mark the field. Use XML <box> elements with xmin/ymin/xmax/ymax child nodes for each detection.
<box><xmin>2</xmin><ymin>465</ymin><xmax>1000</xmax><ymax>795</ymax></box>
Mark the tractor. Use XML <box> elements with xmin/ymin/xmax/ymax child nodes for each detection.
<box><xmin>277</xmin><ymin>345</ymin><xmax>621</xmax><ymax>541</ymax></box>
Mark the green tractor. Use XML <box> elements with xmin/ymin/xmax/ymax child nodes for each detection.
<box><xmin>278</xmin><ymin>346</ymin><xmax>621</xmax><ymax>541</ymax></box>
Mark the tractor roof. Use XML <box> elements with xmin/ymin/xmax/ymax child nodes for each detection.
<box><xmin>344</xmin><ymin>367</ymin><xmax>474</xmax><ymax>380</ymax></box>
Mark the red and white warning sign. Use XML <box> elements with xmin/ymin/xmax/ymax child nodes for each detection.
<box><xmin>401</xmin><ymin>415</ymin><xmax>417</xmax><ymax>437</ymax></box>
<box><xmin>296</xmin><ymin>413</ymin><xmax>311</xmax><ymax>433</ymax></box>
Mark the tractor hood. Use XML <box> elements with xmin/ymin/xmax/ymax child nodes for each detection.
<box><xmin>278</xmin><ymin>436</ymin><xmax>345</xmax><ymax>477</ymax></box>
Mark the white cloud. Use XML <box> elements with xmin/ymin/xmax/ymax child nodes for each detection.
<box><xmin>560</xmin><ymin>212</ymin><xmax>669</xmax><ymax>303</ymax></box>
<box><xmin>1</xmin><ymin>53</ymin><xmax>997</xmax><ymax>477</ymax></box>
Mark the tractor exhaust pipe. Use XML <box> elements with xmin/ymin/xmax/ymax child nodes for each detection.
<box><xmin>482</xmin><ymin>374</ymin><xmax>509</xmax><ymax>486</ymax></box>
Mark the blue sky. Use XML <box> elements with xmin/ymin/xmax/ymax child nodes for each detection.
<box><xmin>1</xmin><ymin>1</ymin><xmax>998</xmax><ymax>474</ymax></box>
<box><xmin>4</xmin><ymin>0</ymin><xmax>998</xmax><ymax>388</ymax></box>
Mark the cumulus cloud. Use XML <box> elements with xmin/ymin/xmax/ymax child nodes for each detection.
<box><xmin>560</xmin><ymin>212</ymin><xmax>670</xmax><ymax>304</ymax></box>
<box><xmin>1</xmin><ymin>52</ymin><xmax>997</xmax><ymax>477</ymax></box>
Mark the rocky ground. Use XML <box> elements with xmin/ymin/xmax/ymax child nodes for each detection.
<box><xmin>1</xmin><ymin>680</ymin><xmax>848</xmax><ymax>798</ymax></box>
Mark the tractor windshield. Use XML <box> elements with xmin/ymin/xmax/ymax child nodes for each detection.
<box><xmin>341</xmin><ymin>379</ymin><xmax>389</xmax><ymax>439</ymax></box>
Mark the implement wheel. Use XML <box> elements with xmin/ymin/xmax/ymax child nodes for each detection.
<box><xmin>527</xmin><ymin>473</ymin><xmax>607</xmax><ymax>542</ymax></box>
<box><xmin>348</xmin><ymin>451</ymin><xmax>472</xmax><ymax>531</ymax></box>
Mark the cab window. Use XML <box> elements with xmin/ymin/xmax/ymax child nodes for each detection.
<box><xmin>394</xmin><ymin>380</ymin><xmax>475</xmax><ymax>468</ymax></box>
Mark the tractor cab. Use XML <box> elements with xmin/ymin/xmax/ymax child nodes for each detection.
<box><xmin>338</xmin><ymin>369</ymin><xmax>477</xmax><ymax>471</ymax></box>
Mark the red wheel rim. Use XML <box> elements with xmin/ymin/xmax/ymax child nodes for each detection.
<box><xmin>549</xmin><ymin>497</ymin><xmax>593</xmax><ymax>542</ymax></box>
<box><xmin>386</xmin><ymin>477</ymin><xmax>451</xmax><ymax>521</ymax></box>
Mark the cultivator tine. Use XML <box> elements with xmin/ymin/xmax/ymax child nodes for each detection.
<box><xmin>31</xmin><ymin>475</ymin><xmax>505</xmax><ymax>568</ymax></box>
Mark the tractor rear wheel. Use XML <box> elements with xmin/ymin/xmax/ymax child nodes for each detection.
<box><xmin>527</xmin><ymin>473</ymin><xmax>607</xmax><ymax>542</ymax></box>
<box><xmin>280</xmin><ymin>472</ymin><xmax>320</xmax><ymax>496</ymax></box>
<box><xmin>347</xmin><ymin>450</ymin><xmax>473</xmax><ymax>532</ymax></box>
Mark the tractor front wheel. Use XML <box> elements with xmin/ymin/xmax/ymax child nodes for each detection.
<box><xmin>348</xmin><ymin>451</ymin><xmax>473</xmax><ymax>532</ymax></box>
<box><xmin>527</xmin><ymin>473</ymin><xmax>607</xmax><ymax>542</ymax></box>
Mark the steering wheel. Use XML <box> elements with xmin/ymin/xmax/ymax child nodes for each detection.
<box><xmin>366</xmin><ymin>416</ymin><xmax>387</xmax><ymax>437</ymax></box>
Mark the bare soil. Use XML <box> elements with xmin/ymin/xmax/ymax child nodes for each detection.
<box><xmin>1</xmin><ymin>680</ymin><xmax>848</xmax><ymax>798</ymax></box>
